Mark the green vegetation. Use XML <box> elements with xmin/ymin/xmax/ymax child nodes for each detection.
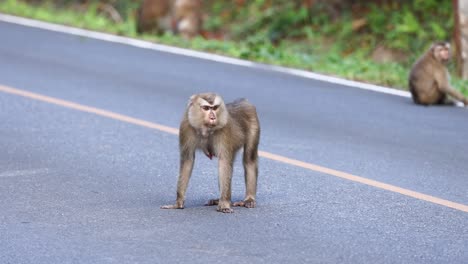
<box><xmin>1</xmin><ymin>0</ymin><xmax>467</xmax><ymax>96</ymax></box>
<box><xmin>0</xmin><ymin>0</ymin><xmax>138</xmax><ymax>37</ymax></box>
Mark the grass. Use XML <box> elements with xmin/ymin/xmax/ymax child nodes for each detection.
<box><xmin>1</xmin><ymin>0</ymin><xmax>467</xmax><ymax>96</ymax></box>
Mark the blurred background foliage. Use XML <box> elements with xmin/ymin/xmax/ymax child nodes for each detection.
<box><xmin>205</xmin><ymin>0</ymin><xmax>452</xmax><ymax>63</ymax></box>
<box><xmin>1</xmin><ymin>0</ymin><xmax>464</xmax><ymax>93</ymax></box>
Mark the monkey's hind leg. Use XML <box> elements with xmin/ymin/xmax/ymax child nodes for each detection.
<box><xmin>233</xmin><ymin>141</ymin><xmax>259</xmax><ymax>209</ymax></box>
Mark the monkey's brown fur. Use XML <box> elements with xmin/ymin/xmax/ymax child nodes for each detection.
<box><xmin>173</xmin><ymin>0</ymin><xmax>203</xmax><ymax>38</ymax></box>
<box><xmin>161</xmin><ymin>93</ymin><xmax>260</xmax><ymax>213</ymax></box>
<box><xmin>136</xmin><ymin>0</ymin><xmax>202</xmax><ymax>38</ymax></box>
<box><xmin>409</xmin><ymin>41</ymin><xmax>468</xmax><ymax>106</ymax></box>
<box><xmin>136</xmin><ymin>0</ymin><xmax>172</xmax><ymax>34</ymax></box>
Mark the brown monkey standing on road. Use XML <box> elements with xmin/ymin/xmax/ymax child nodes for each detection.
<box><xmin>161</xmin><ymin>93</ymin><xmax>260</xmax><ymax>213</ymax></box>
<box><xmin>409</xmin><ymin>41</ymin><xmax>468</xmax><ymax>106</ymax></box>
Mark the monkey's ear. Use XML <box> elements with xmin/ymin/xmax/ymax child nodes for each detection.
<box><xmin>187</xmin><ymin>95</ymin><xmax>197</xmax><ymax>107</ymax></box>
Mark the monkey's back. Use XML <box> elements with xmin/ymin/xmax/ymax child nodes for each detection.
<box><xmin>226</xmin><ymin>99</ymin><xmax>260</xmax><ymax>146</ymax></box>
<box><xmin>226</xmin><ymin>99</ymin><xmax>259</xmax><ymax>128</ymax></box>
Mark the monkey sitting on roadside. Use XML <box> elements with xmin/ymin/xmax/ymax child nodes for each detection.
<box><xmin>409</xmin><ymin>41</ymin><xmax>468</xmax><ymax>106</ymax></box>
<box><xmin>161</xmin><ymin>93</ymin><xmax>260</xmax><ymax>213</ymax></box>
<box><xmin>136</xmin><ymin>0</ymin><xmax>202</xmax><ymax>39</ymax></box>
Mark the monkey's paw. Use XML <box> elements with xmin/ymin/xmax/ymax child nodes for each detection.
<box><xmin>233</xmin><ymin>199</ymin><xmax>256</xmax><ymax>208</ymax></box>
<box><xmin>160</xmin><ymin>204</ymin><xmax>184</xmax><ymax>209</ymax></box>
<box><xmin>217</xmin><ymin>207</ymin><xmax>234</xmax><ymax>213</ymax></box>
<box><xmin>204</xmin><ymin>199</ymin><xmax>219</xmax><ymax>206</ymax></box>
<box><xmin>207</xmin><ymin>199</ymin><xmax>234</xmax><ymax>213</ymax></box>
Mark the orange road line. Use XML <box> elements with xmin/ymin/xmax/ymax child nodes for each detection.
<box><xmin>0</xmin><ymin>85</ymin><xmax>179</xmax><ymax>135</ymax></box>
<box><xmin>1</xmin><ymin>84</ymin><xmax>467</xmax><ymax>213</ymax></box>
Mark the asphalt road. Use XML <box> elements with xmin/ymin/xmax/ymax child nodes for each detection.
<box><xmin>0</xmin><ymin>18</ymin><xmax>467</xmax><ymax>264</ymax></box>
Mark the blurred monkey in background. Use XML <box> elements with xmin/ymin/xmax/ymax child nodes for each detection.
<box><xmin>136</xmin><ymin>0</ymin><xmax>202</xmax><ymax>39</ymax></box>
<box><xmin>409</xmin><ymin>41</ymin><xmax>468</xmax><ymax>106</ymax></box>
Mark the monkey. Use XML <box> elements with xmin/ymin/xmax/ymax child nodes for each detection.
<box><xmin>136</xmin><ymin>0</ymin><xmax>172</xmax><ymax>35</ymax></box>
<box><xmin>161</xmin><ymin>93</ymin><xmax>260</xmax><ymax>213</ymax></box>
<box><xmin>409</xmin><ymin>41</ymin><xmax>468</xmax><ymax>106</ymax></box>
<box><xmin>136</xmin><ymin>0</ymin><xmax>202</xmax><ymax>39</ymax></box>
<box><xmin>173</xmin><ymin>0</ymin><xmax>203</xmax><ymax>39</ymax></box>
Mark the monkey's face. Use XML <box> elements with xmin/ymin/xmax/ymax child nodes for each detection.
<box><xmin>433</xmin><ymin>43</ymin><xmax>451</xmax><ymax>63</ymax></box>
<box><xmin>187</xmin><ymin>93</ymin><xmax>228</xmax><ymax>131</ymax></box>
<box><xmin>200</xmin><ymin>103</ymin><xmax>220</xmax><ymax>127</ymax></box>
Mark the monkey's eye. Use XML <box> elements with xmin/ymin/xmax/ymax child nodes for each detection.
<box><xmin>201</xmin><ymin>105</ymin><xmax>210</xmax><ymax>111</ymax></box>
<box><xmin>212</xmin><ymin>105</ymin><xmax>219</xmax><ymax>111</ymax></box>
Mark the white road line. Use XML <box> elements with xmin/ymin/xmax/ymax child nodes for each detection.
<box><xmin>0</xmin><ymin>13</ymin><xmax>411</xmax><ymax>98</ymax></box>
<box><xmin>0</xmin><ymin>168</ymin><xmax>49</xmax><ymax>178</ymax></box>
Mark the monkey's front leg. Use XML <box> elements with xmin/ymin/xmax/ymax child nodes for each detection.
<box><xmin>216</xmin><ymin>157</ymin><xmax>234</xmax><ymax>213</ymax></box>
<box><xmin>161</xmin><ymin>153</ymin><xmax>195</xmax><ymax>210</ymax></box>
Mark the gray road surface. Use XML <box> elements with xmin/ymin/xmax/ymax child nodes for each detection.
<box><xmin>0</xmin><ymin>19</ymin><xmax>467</xmax><ymax>264</ymax></box>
